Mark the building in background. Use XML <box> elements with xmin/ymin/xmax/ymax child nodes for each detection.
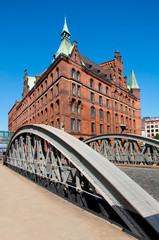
<box><xmin>8</xmin><ymin>18</ymin><xmax>141</xmax><ymax>140</ymax></box>
<box><xmin>142</xmin><ymin>117</ymin><xmax>159</xmax><ymax>138</ymax></box>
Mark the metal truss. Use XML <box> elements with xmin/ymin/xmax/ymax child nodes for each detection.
<box><xmin>4</xmin><ymin>125</ymin><xmax>159</xmax><ymax>240</ymax></box>
<box><xmin>84</xmin><ymin>134</ymin><xmax>159</xmax><ymax>165</ymax></box>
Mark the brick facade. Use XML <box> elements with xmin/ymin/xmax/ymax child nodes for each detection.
<box><xmin>8</xmin><ymin>21</ymin><xmax>141</xmax><ymax>140</ymax></box>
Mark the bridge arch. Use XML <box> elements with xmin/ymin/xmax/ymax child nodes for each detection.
<box><xmin>4</xmin><ymin>125</ymin><xmax>159</xmax><ymax>239</ymax></box>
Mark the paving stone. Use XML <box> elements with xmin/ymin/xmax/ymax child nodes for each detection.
<box><xmin>119</xmin><ymin>166</ymin><xmax>159</xmax><ymax>202</ymax></box>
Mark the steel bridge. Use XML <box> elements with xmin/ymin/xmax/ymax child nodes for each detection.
<box><xmin>3</xmin><ymin>124</ymin><xmax>159</xmax><ymax>240</ymax></box>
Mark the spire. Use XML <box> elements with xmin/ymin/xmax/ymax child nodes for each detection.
<box><xmin>53</xmin><ymin>17</ymin><xmax>73</xmax><ymax>61</ymax></box>
<box><xmin>61</xmin><ymin>17</ymin><xmax>71</xmax><ymax>40</ymax></box>
<box><xmin>128</xmin><ymin>70</ymin><xmax>139</xmax><ymax>89</ymax></box>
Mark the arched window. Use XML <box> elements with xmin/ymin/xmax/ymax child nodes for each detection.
<box><xmin>91</xmin><ymin>106</ymin><xmax>95</xmax><ymax>117</ymax></box>
<box><xmin>121</xmin><ymin>115</ymin><xmax>123</xmax><ymax>124</ymax></box>
<box><xmin>107</xmin><ymin>111</ymin><xmax>110</xmax><ymax>121</ymax></box>
<box><xmin>99</xmin><ymin>109</ymin><xmax>103</xmax><ymax>119</ymax></box>
<box><xmin>71</xmin><ymin>101</ymin><xmax>75</xmax><ymax>113</ymax></box>
<box><xmin>72</xmin><ymin>69</ymin><xmax>75</xmax><ymax>78</ymax></box>
<box><xmin>106</xmin><ymin>99</ymin><xmax>109</xmax><ymax>108</ymax></box>
<box><xmin>77</xmin><ymin>71</ymin><xmax>80</xmax><ymax>81</ymax></box>
<box><xmin>98</xmin><ymin>83</ymin><xmax>101</xmax><ymax>92</ymax></box>
<box><xmin>56</xmin><ymin>68</ymin><xmax>59</xmax><ymax>78</ymax></box>
<box><xmin>115</xmin><ymin>113</ymin><xmax>118</xmax><ymax>124</ymax></box>
<box><xmin>50</xmin><ymin>104</ymin><xmax>53</xmax><ymax>117</ymax></box>
<box><xmin>106</xmin><ymin>87</ymin><xmax>108</xmax><ymax>95</ymax></box>
<box><xmin>90</xmin><ymin>78</ymin><xmax>93</xmax><ymax>88</ymax></box>
<box><xmin>77</xmin><ymin>102</ymin><xmax>80</xmax><ymax>114</ymax></box>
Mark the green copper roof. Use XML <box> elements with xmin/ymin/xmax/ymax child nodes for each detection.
<box><xmin>62</xmin><ymin>17</ymin><xmax>70</xmax><ymax>35</ymax></box>
<box><xmin>54</xmin><ymin>17</ymin><xmax>73</xmax><ymax>60</ymax></box>
<box><xmin>28</xmin><ymin>76</ymin><xmax>35</xmax><ymax>90</ymax></box>
<box><xmin>128</xmin><ymin>70</ymin><xmax>139</xmax><ymax>89</ymax></box>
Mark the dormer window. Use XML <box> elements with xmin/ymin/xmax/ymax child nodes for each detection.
<box><xmin>75</xmin><ymin>54</ymin><xmax>77</xmax><ymax>61</ymax></box>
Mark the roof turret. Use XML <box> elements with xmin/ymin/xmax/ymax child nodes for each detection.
<box><xmin>53</xmin><ymin>17</ymin><xmax>73</xmax><ymax>60</ymax></box>
<box><xmin>128</xmin><ymin>70</ymin><xmax>139</xmax><ymax>89</ymax></box>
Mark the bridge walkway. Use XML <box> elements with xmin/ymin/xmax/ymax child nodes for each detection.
<box><xmin>0</xmin><ymin>162</ymin><xmax>135</xmax><ymax>240</ymax></box>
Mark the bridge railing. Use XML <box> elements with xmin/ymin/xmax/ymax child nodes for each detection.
<box><xmin>3</xmin><ymin>125</ymin><xmax>159</xmax><ymax>239</ymax></box>
<box><xmin>84</xmin><ymin>134</ymin><xmax>159</xmax><ymax>165</ymax></box>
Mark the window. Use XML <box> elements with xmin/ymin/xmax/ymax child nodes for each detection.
<box><xmin>51</xmin><ymin>104</ymin><xmax>53</xmax><ymax>117</ymax></box>
<box><xmin>77</xmin><ymin>86</ymin><xmax>80</xmax><ymax>97</ymax></box>
<box><xmin>91</xmin><ymin>92</ymin><xmax>94</xmax><ymax>102</ymax></box>
<box><xmin>56</xmin><ymin>84</ymin><xmax>59</xmax><ymax>96</ymax></box>
<box><xmin>91</xmin><ymin>122</ymin><xmax>95</xmax><ymax>134</ymax></box>
<box><xmin>75</xmin><ymin>54</ymin><xmax>77</xmax><ymax>61</ymax></box>
<box><xmin>125</xmin><ymin>106</ymin><xmax>127</xmax><ymax>114</ymax></box>
<box><xmin>99</xmin><ymin>96</ymin><xmax>102</xmax><ymax>105</ymax></box>
<box><xmin>132</xmin><ymin>101</ymin><xmax>134</xmax><ymax>107</ymax></box>
<box><xmin>71</xmin><ymin>118</ymin><xmax>75</xmax><ymax>131</ymax></box>
<box><xmin>129</xmin><ymin>108</ymin><xmax>131</xmax><ymax>116</ymax></box>
<box><xmin>56</xmin><ymin>68</ymin><xmax>59</xmax><ymax>78</ymax></box>
<box><xmin>107</xmin><ymin>111</ymin><xmax>110</xmax><ymax>121</ymax></box>
<box><xmin>155</xmin><ymin>125</ymin><xmax>158</xmax><ymax>128</ymax></box>
<box><xmin>133</xmin><ymin>110</ymin><xmax>135</xmax><ymax>117</ymax></box>
<box><xmin>128</xmin><ymin>99</ymin><xmax>130</xmax><ymax>105</ymax></box>
<box><xmin>51</xmin><ymin>88</ymin><xmax>53</xmax><ymax>100</ymax></box>
<box><xmin>57</xmin><ymin>118</ymin><xmax>60</xmax><ymax>129</ymax></box>
<box><xmin>91</xmin><ymin>106</ymin><xmax>95</xmax><ymax>117</ymax></box>
<box><xmin>77</xmin><ymin>71</ymin><xmax>80</xmax><ymax>81</ymax></box>
<box><xmin>118</xmin><ymin>68</ymin><xmax>122</xmax><ymax>75</ymax></box>
<box><xmin>98</xmin><ymin>83</ymin><xmax>101</xmax><ymax>92</ymax></box>
<box><xmin>41</xmin><ymin>84</ymin><xmax>43</xmax><ymax>93</ymax></box>
<box><xmin>99</xmin><ymin>109</ymin><xmax>103</xmax><ymax>119</ymax></box>
<box><xmin>41</xmin><ymin>98</ymin><xmax>43</xmax><ymax>108</ymax></box>
<box><xmin>106</xmin><ymin>99</ymin><xmax>109</xmax><ymax>108</ymax></box>
<box><xmin>45</xmin><ymin>94</ymin><xmax>47</xmax><ymax>105</ymax></box>
<box><xmin>45</xmin><ymin>81</ymin><xmax>47</xmax><ymax>90</ymax></box>
<box><xmin>72</xmin><ymin>83</ymin><xmax>75</xmax><ymax>95</ymax></box>
<box><xmin>116</xmin><ymin>127</ymin><xmax>118</xmax><ymax>133</ymax></box>
<box><xmin>119</xmin><ymin>77</ymin><xmax>121</xmax><ymax>85</ymax></box>
<box><xmin>121</xmin><ymin>115</ymin><xmax>123</xmax><ymax>124</ymax></box>
<box><xmin>77</xmin><ymin>119</ymin><xmax>81</xmax><ymax>132</ymax></box>
<box><xmin>77</xmin><ymin>102</ymin><xmax>80</xmax><ymax>114</ymax></box>
<box><xmin>107</xmin><ymin>125</ymin><xmax>110</xmax><ymax>134</ymax></box>
<box><xmin>72</xmin><ymin>69</ymin><xmax>75</xmax><ymax>78</ymax></box>
<box><xmin>100</xmin><ymin>124</ymin><xmax>103</xmax><ymax>134</ymax></box>
<box><xmin>37</xmin><ymin>101</ymin><xmax>39</xmax><ymax>110</ymax></box>
<box><xmin>71</xmin><ymin>101</ymin><xmax>74</xmax><ymax>113</ymax></box>
<box><xmin>115</xmin><ymin>102</ymin><xmax>117</xmax><ymax>110</ymax></box>
<box><xmin>126</xmin><ymin>117</ymin><xmax>128</xmax><ymax>126</ymax></box>
<box><xmin>56</xmin><ymin>100</ymin><xmax>60</xmax><ymax>114</ymax></box>
<box><xmin>120</xmin><ymin>104</ymin><xmax>123</xmax><ymax>112</ymax></box>
<box><xmin>115</xmin><ymin>114</ymin><xmax>118</xmax><ymax>124</ymax></box>
<box><xmin>41</xmin><ymin>111</ymin><xmax>43</xmax><ymax>122</ymax></box>
<box><xmin>114</xmin><ymin>91</ymin><xmax>116</xmax><ymax>98</ymax></box>
<box><xmin>51</xmin><ymin>73</ymin><xmax>53</xmax><ymax>83</ymax></box>
<box><xmin>106</xmin><ymin>87</ymin><xmax>108</xmax><ymax>95</ymax></box>
<box><xmin>90</xmin><ymin>79</ymin><xmax>93</xmax><ymax>88</ymax></box>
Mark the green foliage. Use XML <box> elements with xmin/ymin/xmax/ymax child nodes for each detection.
<box><xmin>153</xmin><ymin>134</ymin><xmax>159</xmax><ymax>140</ymax></box>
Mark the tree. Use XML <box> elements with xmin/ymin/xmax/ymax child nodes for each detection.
<box><xmin>153</xmin><ymin>134</ymin><xmax>159</xmax><ymax>140</ymax></box>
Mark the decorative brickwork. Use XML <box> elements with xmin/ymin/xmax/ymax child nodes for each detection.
<box><xmin>8</xmin><ymin>20</ymin><xmax>141</xmax><ymax>140</ymax></box>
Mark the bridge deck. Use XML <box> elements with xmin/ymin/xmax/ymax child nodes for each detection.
<box><xmin>0</xmin><ymin>162</ymin><xmax>135</xmax><ymax>240</ymax></box>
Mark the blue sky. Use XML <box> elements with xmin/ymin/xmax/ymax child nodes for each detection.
<box><xmin>0</xmin><ymin>0</ymin><xmax>159</xmax><ymax>130</ymax></box>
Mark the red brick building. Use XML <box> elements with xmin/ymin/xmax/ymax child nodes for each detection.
<box><xmin>8</xmin><ymin>18</ymin><xmax>141</xmax><ymax>140</ymax></box>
